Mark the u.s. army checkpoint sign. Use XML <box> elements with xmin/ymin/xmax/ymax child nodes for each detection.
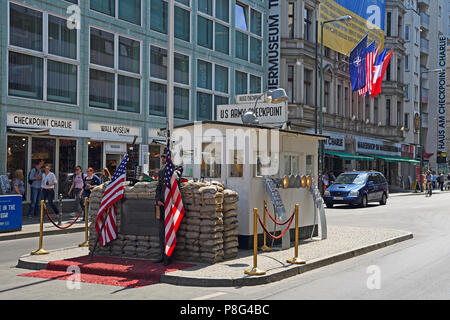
<box><xmin>217</xmin><ymin>102</ymin><xmax>287</xmax><ymax>125</ymax></box>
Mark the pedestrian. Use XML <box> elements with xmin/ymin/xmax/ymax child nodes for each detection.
<box><xmin>68</xmin><ymin>165</ymin><xmax>85</xmax><ymax>218</ymax></box>
<box><xmin>101</xmin><ymin>167</ymin><xmax>112</xmax><ymax>184</ymax></box>
<box><xmin>11</xmin><ymin>169</ymin><xmax>25</xmax><ymax>198</ymax></box>
<box><xmin>329</xmin><ymin>171</ymin><xmax>336</xmax><ymax>184</ymax></box>
<box><xmin>155</xmin><ymin>153</ymin><xmax>167</xmax><ymax>264</ymax></box>
<box><xmin>27</xmin><ymin>159</ymin><xmax>44</xmax><ymax>218</ymax></box>
<box><xmin>41</xmin><ymin>164</ymin><xmax>59</xmax><ymax>220</ymax></box>
<box><xmin>432</xmin><ymin>172</ymin><xmax>437</xmax><ymax>190</ymax></box>
<box><xmin>440</xmin><ymin>172</ymin><xmax>445</xmax><ymax>191</ymax></box>
<box><xmin>81</xmin><ymin>167</ymin><xmax>101</xmax><ymax>221</ymax></box>
<box><xmin>322</xmin><ymin>171</ymin><xmax>329</xmax><ymax>193</ymax></box>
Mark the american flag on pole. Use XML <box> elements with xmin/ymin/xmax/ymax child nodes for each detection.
<box><xmin>358</xmin><ymin>42</ymin><xmax>378</xmax><ymax>97</ymax></box>
<box><xmin>95</xmin><ymin>153</ymin><xmax>129</xmax><ymax>247</ymax></box>
<box><xmin>164</xmin><ymin>140</ymin><xmax>185</xmax><ymax>257</ymax></box>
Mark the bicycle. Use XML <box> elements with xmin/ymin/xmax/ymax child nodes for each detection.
<box><xmin>425</xmin><ymin>181</ymin><xmax>432</xmax><ymax>197</ymax></box>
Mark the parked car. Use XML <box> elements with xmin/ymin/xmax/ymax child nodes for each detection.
<box><xmin>323</xmin><ymin>171</ymin><xmax>388</xmax><ymax>208</ymax></box>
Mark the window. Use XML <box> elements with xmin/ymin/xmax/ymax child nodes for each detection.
<box><xmin>150</xmin><ymin>0</ymin><xmax>168</xmax><ymax>33</ymax></box>
<box><xmin>288</xmin><ymin>2</ymin><xmax>295</xmax><ymax>38</ymax></box>
<box><xmin>284</xmin><ymin>155</ymin><xmax>299</xmax><ymax>175</ymax></box>
<box><xmin>235</xmin><ymin>4</ymin><xmax>262</xmax><ymax>64</ymax></box>
<box><xmin>337</xmin><ymin>84</ymin><xmax>342</xmax><ymax>115</ymax></box>
<box><xmin>91</xmin><ymin>0</ymin><xmax>141</xmax><ymax>25</ymax></box>
<box><xmin>58</xmin><ymin>139</ymin><xmax>77</xmax><ymax>199</ymax></box>
<box><xmin>198</xmin><ymin>0</ymin><xmax>230</xmax><ymax>54</ymax></box>
<box><xmin>8</xmin><ymin>4</ymin><xmax>78</xmax><ymax>104</ymax></box>
<box><xmin>7</xmin><ymin>136</ymin><xmax>28</xmax><ymax>196</ymax></box>
<box><xmin>404</xmin><ymin>84</ymin><xmax>409</xmax><ymax>100</ymax></box>
<box><xmin>324</xmin><ymin>81</ymin><xmax>330</xmax><ymax>110</ymax></box>
<box><xmin>229</xmin><ymin>149</ymin><xmax>243</xmax><ymax>177</ymax></box>
<box><xmin>304</xmin><ymin>69</ymin><xmax>312</xmax><ymax>105</ymax></box>
<box><xmin>288</xmin><ymin>65</ymin><xmax>294</xmax><ymax>102</ymax></box>
<box><xmin>174</xmin><ymin>6</ymin><xmax>190</xmax><ymax>42</ymax></box>
<box><xmin>235</xmin><ymin>71</ymin><xmax>247</xmax><ymax>95</ymax></box>
<box><xmin>405</xmin><ymin>55</ymin><xmax>409</xmax><ymax>71</ymax></box>
<box><xmin>201</xmin><ymin>142</ymin><xmax>222</xmax><ymax>178</ymax></box>
<box><xmin>304</xmin><ymin>8</ymin><xmax>312</xmax><ymax>41</ymax></box>
<box><xmin>404</xmin><ymin>113</ymin><xmax>409</xmax><ymax>129</ymax></box>
<box><xmin>197</xmin><ymin>60</ymin><xmax>229</xmax><ymax>120</ymax></box>
<box><xmin>150</xmin><ymin>46</ymin><xmax>168</xmax><ymax>116</ymax></box>
<box><xmin>174</xmin><ymin>52</ymin><xmax>189</xmax><ymax>85</ymax></box>
<box><xmin>89</xmin><ymin>27</ymin><xmax>141</xmax><ymax>113</ymax></box>
<box><xmin>249</xmin><ymin>75</ymin><xmax>261</xmax><ymax>94</ymax></box>
<box><xmin>405</xmin><ymin>25</ymin><xmax>410</xmax><ymax>41</ymax></box>
<box><xmin>174</xmin><ymin>52</ymin><xmax>190</xmax><ymax>120</ymax></box>
<box><xmin>174</xmin><ymin>87</ymin><xmax>190</xmax><ymax>119</ymax></box>
<box><xmin>386</xmin><ymin>12</ymin><xmax>391</xmax><ymax>37</ymax></box>
<box><xmin>386</xmin><ymin>99</ymin><xmax>391</xmax><ymax>126</ymax></box>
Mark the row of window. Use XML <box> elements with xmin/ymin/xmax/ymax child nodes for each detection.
<box><xmin>7</xmin><ymin>2</ymin><xmax>262</xmax><ymax>119</ymax></box>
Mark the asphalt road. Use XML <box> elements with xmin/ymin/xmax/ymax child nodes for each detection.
<box><xmin>0</xmin><ymin>192</ymin><xmax>449</xmax><ymax>300</ymax></box>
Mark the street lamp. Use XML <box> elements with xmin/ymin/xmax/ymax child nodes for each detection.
<box><xmin>318</xmin><ymin>15</ymin><xmax>352</xmax><ymax>190</ymax></box>
<box><xmin>418</xmin><ymin>68</ymin><xmax>442</xmax><ymax>191</ymax></box>
<box><xmin>241</xmin><ymin>88</ymin><xmax>289</xmax><ymax>125</ymax></box>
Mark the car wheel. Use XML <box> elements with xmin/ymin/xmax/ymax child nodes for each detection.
<box><xmin>326</xmin><ymin>202</ymin><xmax>334</xmax><ymax>208</ymax></box>
<box><xmin>360</xmin><ymin>195</ymin><xmax>368</xmax><ymax>208</ymax></box>
<box><xmin>380</xmin><ymin>193</ymin><xmax>387</xmax><ymax>205</ymax></box>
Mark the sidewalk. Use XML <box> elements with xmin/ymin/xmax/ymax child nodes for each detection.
<box><xmin>0</xmin><ymin>213</ymin><xmax>86</xmax><ymax>242</ymax></box>
<box><xmin>389</xmin><ymin>189</ymin><xmax>449</xmax><ymax>197</ymax></box>
<box><xmin>16</xmin><ymin>225</ymin><xmax>413</xmax><ymax>287</ymax></box>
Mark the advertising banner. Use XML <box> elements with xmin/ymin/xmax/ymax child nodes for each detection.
<box><xmin>319</xmin><ymin>0</ymin><xmax>385</xmax><ymax>56</ymax></box>
<box><xmin>436</xmin><ymin>35</ymin><xmax>447</xmax><ymax>154</ymax></box>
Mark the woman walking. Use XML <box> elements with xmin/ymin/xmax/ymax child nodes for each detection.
<box><xmin>68</xmin><ymin>165</ymin><xmax>85</xmax><ymax>217</ymax></box>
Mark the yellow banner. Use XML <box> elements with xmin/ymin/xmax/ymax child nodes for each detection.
<box><xmin>319</xmin><ymin>0</ymin><xmax>384</xmax><ymax>56</ymax></box>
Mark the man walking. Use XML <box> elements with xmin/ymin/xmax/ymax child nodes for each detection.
<box><xmin>41</xmin><ymin>164</ymin><xmax>59</xmax><ymax>220</ymax></box>
<box><xmin>27</xmin><ymin>159</ymin><xmax>44</xmax><ymax>218</ymax></box>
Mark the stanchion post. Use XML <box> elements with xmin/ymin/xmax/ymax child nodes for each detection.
<box><xmin>79</xmin><ymin>197</ymin><xmax>89</xmax><ymax>247</ymax></box>
<box><xmin>287</xmin><ymin>204</ymin><xmax>305</xmax><ymax>264</ymax></box>
<box><xmin>261</xmin><ymin>200</ymin><xmax>272</xmax><ymax>252</ymax></box>
<box><xmin>245</xmin><ymin>208</ymin><xmax>266</xmax><ymax>275</ymax></box>
<box><xmin>31</xmin><ymin>200</ymin><xmax>50</xmax><ymax>255</ymax></box>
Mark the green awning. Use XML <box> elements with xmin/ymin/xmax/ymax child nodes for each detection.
<box><xmin>325</xmin><ymin>151</ymin><xmax>374</xmax><ymax>161</ymax></box>
<box><xmin>363</xmin><ymin>154</ymin><xmax>420</xmax><ymax>165</ymax></box>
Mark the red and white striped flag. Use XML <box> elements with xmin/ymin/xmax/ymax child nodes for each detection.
<box><xmin>95</xmin><ymin>153</ymin><xmax>129</xmax><ymax>247</ymax></box>
<box><xmin>358</xmin><ymin>43</ymin><xmax>378</xmax><ymax>97</ymax></box>
<box><xmin>164</xmin><ymin>140</ymin><xmax>185</xmax><ymax>257</ymax></box>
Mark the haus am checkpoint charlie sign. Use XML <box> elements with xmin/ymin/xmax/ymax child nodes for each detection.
<box><xmin>217</xmin><ymin>94</ymin><xmax>287</xmax><ymax>125</ymax></box>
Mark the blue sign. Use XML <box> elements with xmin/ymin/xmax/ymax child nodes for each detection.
<box><xmin>334</xmin><ymin>0</ymin><xmax>385</xmax><ymax>30</ymax></box>
<box><xmin>0</xmin><ymin>195</ymin><xmax>23</xmax><ymax>232</ymax></box>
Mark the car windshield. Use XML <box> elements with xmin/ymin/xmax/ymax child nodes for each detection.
<box><xmin>334</xmin><ymin>173</ymin><xmax>367</xmax><ymax>185</ymax></box>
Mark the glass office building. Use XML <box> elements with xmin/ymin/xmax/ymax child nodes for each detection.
<box><xmin>0</xmin><ymin>0</ymin><xmax>267</xmax><ymax>203</ymax></box>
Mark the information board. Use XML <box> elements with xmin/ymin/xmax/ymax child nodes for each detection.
<box><xmin>0</xmin><ymin>195</ymin><xmax>23</xmax><ymax>232</ymax></box>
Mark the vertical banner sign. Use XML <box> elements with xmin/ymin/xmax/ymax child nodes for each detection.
<box><xmin>267</xmin><ymin>0</ymin><xmax>280</xmax><ymax>90</ymax></box>
<box><xmin>437</xmin><ymin>35</ymin><xmax>447</xmax><ymax>154</ymax></box>
<box><xmin>319</xmin><ymin>0</ymin><xmax>385</xmax><ymax>56</ymax></box>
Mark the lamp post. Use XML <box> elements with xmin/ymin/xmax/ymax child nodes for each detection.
<box><xmin>419</xmin><ymin>68</ymin><xmax>442</xmax><ymax>191</ymax></box>
<box><xmin>241</xmin><ymin>88</ymin><xmax>289</xmax><ymax>125</ymax></box>
<box><xmin>318</xmin><ymin>15</ymin><xmax>352</xmax><ymax>191</ymax></box>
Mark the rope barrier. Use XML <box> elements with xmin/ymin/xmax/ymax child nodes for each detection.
<box><xmin>264</xmin><ymin>206</ymin><xmax>293</xmax><ymax>226</ymax></box>
<box><xmin>43</xmin><ymin>203</ymin><xmax>83</xmax><ymax>230</ymax></box>
<box><xmin>257</xmin><ymin>210</ymin><xmax>295</xmax><ymax>240</ymax></box>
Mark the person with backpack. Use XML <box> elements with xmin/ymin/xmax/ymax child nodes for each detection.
<box><xmin>81</xmin><ymin>168</ymin><xmax>101</xmax><ymax>221</ymax></box>
<box><xmin>27</xmin><ymin>159</ymin><xmax>44</xmax><ymax>218</ymax></box>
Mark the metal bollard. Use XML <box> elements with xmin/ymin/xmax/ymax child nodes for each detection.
<box><xmin>31</xmin><ymin>200</ymin><xmax>50</xmax><ymax>255</ymax></box>
<box><xmin>79</xmin><ymin>197</ymin><xmax>89</xmax><ymax>247</ymax></box>
<box><xmin>287</xmin><ymin>204</ymin><xmax>305</xmax><ymax>264</ymax></box>
<box><xmin>58</xmin><ymin>193</ymin><xmax>63</xmax><ymax>225</ymax></box>
<box><xmin>261</xmin><ymin>200</ymin><xmax>272</xmax><ymax>252</ymax></box>
<box><xmin>245</xmin><ymin>208</ymin><xmax>266</xmax><ymax>275</ymax></box>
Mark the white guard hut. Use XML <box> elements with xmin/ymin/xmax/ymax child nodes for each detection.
<box><xmin>171</xmin><ymin>121</ymin><xmax>327</xmax><ymax>249</ymax></box>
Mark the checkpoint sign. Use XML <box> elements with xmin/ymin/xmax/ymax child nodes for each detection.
<box><xmin>217</xmin><ymin>102</ymin><xmax>287</xmax><ymax>125</ymax></box>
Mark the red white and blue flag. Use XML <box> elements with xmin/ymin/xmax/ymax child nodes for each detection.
<box><xmin>96</xmin><ymin>153</ymin><xmax>129</xmax><ymax>247</ymax></box>
<box><xmin>164</xmin><ymin>140</ymin><xmax>185</xmax><ymax>257</ymax></box>
<box><xmin>358</xmin><ymin>41</ymin><xmax>378</xmax><ymax>97</ymax></box>
<box><xmin>371</xmin><ymin>50</ymin><xmax>393</xmax><ymax>98</ymax></box>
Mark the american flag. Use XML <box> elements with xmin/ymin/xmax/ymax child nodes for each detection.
<box><xmin>95</xmin><ymin>153</ymin><xmax>129</xmax><ymax>247</ymax></box>
<box><xmin>164</xmin><ymin>140</ymin><xmax>185</xmax><ymax>257</ymax></box>
<box><xmin>358</xmin><ymin>42</ymin><xmax>378</xmax><ymax>97</ymax></box>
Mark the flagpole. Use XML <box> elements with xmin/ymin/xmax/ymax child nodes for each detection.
<box><xmin>90</xmin><ymin>135</ymin><xmax>138</xmax><ymax>260</ymax></box>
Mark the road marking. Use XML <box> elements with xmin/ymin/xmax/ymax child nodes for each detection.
<box><xmin>192</xmin><ymin>291</ymin><xmax>227</xmax><ymax>300</ymax></box>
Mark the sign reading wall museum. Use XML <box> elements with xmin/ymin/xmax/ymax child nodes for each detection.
<box><xmin>437</xmin><ymin>35</ymin><xmax>447</xmax><ymax>153</ymax></box>
<box><xmin>7</xmin><ymin>113</ymin><xmax>78</xmax><ymax>130</ymax></box>
<box><xmin>88</xmin><ymin>122</ymin><xmax>141</xmax><ymax>136</ymax></box>
<box><xmin>217</xmin><ymin>102</ymin><xmax>287</xmax><ymax>124</ymax></box>
<box><xmin>267</xmin><ymin>0</ymin><xmax>280</xmax><ymax>90</ymax></box>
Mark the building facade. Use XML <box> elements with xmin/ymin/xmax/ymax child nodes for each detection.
<box><xmin>0</xmin><ymin>0</ymin><xmax>268</xmax><ymax>203</ymax></box>
<box><xmin>279</xmin><ymin>0</ymin><xmax>418</xmax><ymax>189</ymax></box>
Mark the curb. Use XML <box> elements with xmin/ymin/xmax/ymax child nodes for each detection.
<box><xmin>16</xmin><ymin>233</ymin><xmax>413</xmax><ymax>287</ymax></box>
<box><xmin>159</xmin><ymin>232</ymin><xmax>414</xmax><ymax>287</ymax></box>
<box><xmin>1</xmin><ymin>226</ymin><xmax>85</xmax><ymax>242</ymax></box>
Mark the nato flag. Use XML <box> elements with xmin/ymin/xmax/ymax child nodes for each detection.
<box><xmin>349</xmin><ymin>35</ymin><xmax>368</xmax><ymax>92</ymax></box>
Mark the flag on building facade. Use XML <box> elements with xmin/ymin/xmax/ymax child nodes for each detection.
<box><xmin>95</xmin><ymin>153</ymin><xmax>129</xmax><ymax>247</ymax></box>
<box><xmin>164</xmin><ymin>140</ymin><xmax>185</xmax><ymax>257</ymax></box>
<box><xmin>371</xmin><ymin>50</ymin><xmax>393</xmax><ymax>98</ymax></box>
<box><xmin>349</xmin><ymin>35</ymin><xmax>368</xmax><ymax>91</ymax></box>
<box><xmin>358</xmin><ymin>41</ymin><xmax>377</xmax><ymax>97</ymax></box>
<box><xmin>370</xmin><ymin>48</ymin><xmax>387</xmax><ymax>96</ymax></box>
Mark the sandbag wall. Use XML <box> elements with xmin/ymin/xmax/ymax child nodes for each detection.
<box><xmin>87</xmin><ymin>180</ymin><xmax>239</xmax><ymax>264</ymax></box>
<box><xmin>173</xmin><ymin>181</ymin><xmax>239</xmax><ymax>264</ymax></box>
<box><xmin>88</xmin><ymin>181</ymin><xmax>160</xmax><ymax>260</ymax></box>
